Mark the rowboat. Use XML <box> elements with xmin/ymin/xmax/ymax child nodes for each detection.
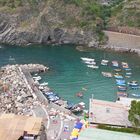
<box><xmin>128</xmin><ymin>81</ymin><xmax>138</xmax><ymax>86</ymax></box>
<box><xmin>117</xmin><ymin>86</ymin><xmax>127</xmax><ymax>91</ymax></box>
<box><xmin>114</xmin><ymin>74</ymin><xmax>123</xmax><ymax>79</ymax></box>
<box><xmin>132</xmin><ymin>93</ymin><xmax>140</xmax><ymax>97</ymax></box>
<box><xmin>117</xmin><ymin>92</ymin><xmax>127</xmax><ymax>97</ymax></box>
<box><xmin>84</xmin><ymin>61</ymin><xmax>96</xmax><ymax>65</ymax></box>
<box><xmin>101</xmin><ymin>59</ymin><xmax>109</xmax><ymax>66</ymax></box>
<box><xmin>116</xmin><ymin>79</ymin><xmax>125</xmax><ymax>84</ymax></box>
<box><xmin>114</xmin><ymin>68</ymin><xmax>122</xmax><ymax>72</ymax></box>
<box><xmin>81</xmin><ymin>57</ymin><xmax>95</xmax><ymax>62</ymax></box>
<box><xmin>87</xmin><ymin>65</ymin><xmax>99</xmax><ymax>69</ymax></box>
<box><xmin>71</xmin><ymin>102</ymin><xmax>85</xmax><ymax>113</ymax></box>
<box><xmin>76</xmin><ymin>92</ymin><xmax>83</xmax><ymax>98</ymax></box>
<box><xmin>33</xmin><ymin>76</ymin><xmax>41</xmax><ymax>81</ymax></box>
<box><xmin>101</xmin><ymin>72</ymin><xmax>112</xmax><ymax>78</ymax></box>
<box><xmin>122</xmin><ymin>62</ymin><xmax>129</xmax><ymax>69</ymax></box>
<box><xmin>112</xmin><ymin>61</ymin><xmax>119</xmax><ymax>67</ymax></box>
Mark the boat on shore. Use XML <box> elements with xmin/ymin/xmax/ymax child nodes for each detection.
<box><xmin>87</xmin><ymin>65</ymin><xmax>99</xmax><ymax>69</ymax></box>
<box><xmin>101</xmin><ymin>72</ymin><xmax>112</xmax><ymax>78</ymax></box>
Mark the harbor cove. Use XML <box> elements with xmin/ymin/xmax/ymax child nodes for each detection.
<box><xmin>0</xmin><ymin>44</ymin><xmax>140</xmax><ymax>108</ymax></box>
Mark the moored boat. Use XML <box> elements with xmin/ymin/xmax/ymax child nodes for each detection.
<box><xmin>122</xmin><ymin>62</ymin><xmax>129</xmax><ymax>69</ymax></box>
<box><xmin>132</xmin><ymin>93</ymin><xmax>140</xmax><ymax>97</ymax></box>
<box><xmin>114</xmin><ymin>68</ymin><xmax>122</xmax><ymax>72</ymax></box>
<box><xmin>101</xmin><ymin>72</ymin><xmax>112</xmax><ymax>78</ymax></box>
<box><xmin>114</xmin><ymin>73</ymin><xmax>123</xmax><ymax>79</ymax></box>
<box><xmin>87</xmin><ymin>65</ymin><xmax>99</xmax><ymax>69</ymax></box>
<box><xmin>117</xmin><ymin>92</ymin><xmax>127</xmax><ymax>97</ymax></box>
<box><xmin>116</xmin><ymin>79</ymin><xmax>125</xmax><ymax>84</ymax></box>
<box><xmin>117</xmin><ymin>86</ymin><xmax>127</xmax><ymax>91</ymax></box>
<box><xmin>76</xmin><ymin>92</ymin><xmax>83</xmax><ymax>98</ymax></box>
<box><xmin>126</xmin><ymin>72</ymin><xmax>132</xmax><ymax>75</ymax></box>
<box><xmin>33</xmin><ymin>76</ymin><xmax>41</xmax><ymax>81</ymax></box>
<box><xmin>128</xmin><ymin>81</ymin><xmax>139</xmax><ymax>86</ymax></box>
<box><xmin>112</xmin><ymin>61</ymin><xmax>119</xmax><ymax>67</ymax></box>
<box><xmin>84</xmin><ymin>61</ymin><xmax>96</xmax><ymax>65</ymax></box>
<box><xmin>101</xmin><ymin>59</ymin><xmax>109</xmax><ymax>66</ymax></box>
<box><xmin>81</xmin><ymin>57</ymin><xmax>95</xmax><ymax>62</ymax></box>
<box><xmin>40</xmin><ymin>82</ymin><xmax>48</xmax><ymax>86</ymax></box>
<box><xmin>71</xmin><ymin>102</ymin><xmax>85</xmax><ymax>113</ymax></box>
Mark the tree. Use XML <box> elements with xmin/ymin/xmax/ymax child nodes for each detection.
<box><xmin>128</xmin><ymin>100</ymin><xmax>140</xmax><ymax>127</ymax></box>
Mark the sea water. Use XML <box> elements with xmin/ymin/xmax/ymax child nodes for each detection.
<box><xmin>0</xmin><ymin>44</ymin><xmax>140</xmax><ymax>108</ymax></box>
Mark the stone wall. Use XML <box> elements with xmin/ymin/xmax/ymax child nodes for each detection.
<box><xmin>104</xmin><ymin>31</ymin><xmax>140</xmax><ymax>54</ymax></box>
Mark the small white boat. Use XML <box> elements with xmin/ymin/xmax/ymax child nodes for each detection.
<box><xmin>101</xmin><ymin>72</ymin><xmax>112</xmax><ymax>78</ymax></box>
<box><xmin>84</xmin><ymin>61</ymin><xmax>96</xmax><ymax>65</ymax></box>
<box><xmin>81</xmin><ymin>57</ymin><xmax>95</xmax><ymax>62</ymax></box>
<box><xmin>40</xmin><ymin>82</ymin><xmax>48</xmax><ymax>86</ymax></box>
<box><xmin>101</xmin><ymin>59</ymin><xmax>109</xmax><ymax>66</ymax></box>
<box><xmin>128</xmin><ymin>81</ymin><xmax>138</xmax><ymax>86</ymax></box>
<box><xmin>126</xmin><ymin>72</ymin><xmax>132</xmax><ymax>75</ymax></box>
<box><xmin>33</xmin><ymin>76</ymin><xmax>41</xmax><ymax>81</ymax></box>
<box><xmin>87</xmin><ymin>65</ymin><xmax>99</xmax><ymax>69</ymax></box>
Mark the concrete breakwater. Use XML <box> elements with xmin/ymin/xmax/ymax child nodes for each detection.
<box><xmin>0</xmin><ymin>63</ymin><xmax>74</xmax><ymax>116</ymax></box>
<box><xmin>104</xmin><ymin>31</ymin><xmax>140</xmax><ymax>55</ymax></box>
<box><xmin>0</xmin><ymin>64</ymin><xmax>48</xmax><ymax>115</ymax></box>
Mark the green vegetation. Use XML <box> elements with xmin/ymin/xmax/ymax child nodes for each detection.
<box><xmin>108</xmin><ymin>0</ymin><xmax>140</xmax><ymax>29</ymax></box>
<box><xmin>129</xmin><ymin>100</ymin><xmax>140</xmax><ymax>127</ymax></box>
<box><xmin>98</xmin><ymin>124</ymin><xmax>140</xmax><ymax>135</ymax></box>
<box><xmin>0</xmin><ymin>0</ymin><xmax>46</xmax><ymax>8</ymax></box>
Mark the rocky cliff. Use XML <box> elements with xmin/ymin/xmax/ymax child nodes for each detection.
<box><xmin>108</xmin><ymin>0</ymin><xmax>140</xmax><ymax>30</ymax></box>
<box><xmin>0</xmin><ymin>0</ymin><xmax>103</xmax><ymax>46</ymax></box>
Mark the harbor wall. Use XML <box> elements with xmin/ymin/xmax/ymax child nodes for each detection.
<box><xmin>104</xmin><ymin>31</ymin><xmax>140</xmax><ymax>54</ymax></box>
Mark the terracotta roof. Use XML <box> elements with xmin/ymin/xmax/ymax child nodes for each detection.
<box><xmin>0</xmin><ymin>114</ymin><xmax>42</xmax><ymax>140</ymax></box>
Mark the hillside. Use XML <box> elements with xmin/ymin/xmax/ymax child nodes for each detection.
<box><xmin>108</xmin><ymin>0</ymin><xmax>140</xmax><ymax>33</ymax></box>
<box><xmin>0</xmin><ymin>0</ymin><xmax>106</xmax><ymax>46</ymax></box>
<box><xmin>0</xmin><ymin>0</ymin><xmax>139</xmax><ymax>46</ymax></box>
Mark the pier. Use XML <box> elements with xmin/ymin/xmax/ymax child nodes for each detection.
<box><xmin>0</xmin><ymin>64</ymin><xmax>77</xmax><ymax>140</ymax></box>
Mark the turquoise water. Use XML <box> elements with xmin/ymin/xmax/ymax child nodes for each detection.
<box><xmin>0</xmin><ymin>44</ymin><xmax>140</xmax><ymax>108</ymax></box>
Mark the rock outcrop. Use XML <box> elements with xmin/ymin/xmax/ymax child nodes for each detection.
<box><xmin>0</xmin><ymin>0</ymin><xmax>99</xmax><ymax>47</ymax></box>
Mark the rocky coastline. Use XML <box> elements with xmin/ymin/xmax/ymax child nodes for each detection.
<box><xmin>0</xmin><ymin>64</ymin><xmax>48</xmax><ymax>115</ymax></box>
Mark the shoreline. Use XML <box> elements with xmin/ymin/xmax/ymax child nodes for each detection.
<box><xmin>1</xmin><ymin>41</ymin><xmax>140</xmax><ymax>56</ymax></box>
<box><xmin>0</xmin><ymin>64</ymin><xmax>77</xmax><ymax>118</ymax></box>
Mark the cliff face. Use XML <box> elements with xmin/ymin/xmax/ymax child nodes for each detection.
<box><xmin>0</xmin><ymin>0</ymin><xmax>101</xmax><ymax>46</ymax></box>
<box><xmin>108</xmin><ymin>0</ymin><xmax>140</xmax><ymax>30</ymax></box>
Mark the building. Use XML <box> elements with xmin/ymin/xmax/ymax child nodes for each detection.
<box><xmin>89</xmin><ymin>99</ymin><xmax>132</xmax><ymax>127</ymax></box>
<box><xmin>79</xmin><ymin>128</ymin><xmax>140</xmax><ymax>140</ymax></box>
<box><xmin>0</xmin><ymin>114</ymin><xmax>43</xmax><ymax>140</ymax></box>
